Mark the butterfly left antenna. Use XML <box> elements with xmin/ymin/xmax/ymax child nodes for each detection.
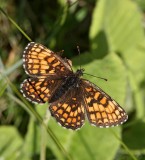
<box><xmin>77</xmin><ymin>45</ymin><xmax>81</xmax><ymax>70</ymax></box>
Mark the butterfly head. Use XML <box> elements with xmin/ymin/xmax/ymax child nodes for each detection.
<box><xmin>76</xmin><ymin>68</ymin><xmax>85</xmax><ymax>77</ymax></box>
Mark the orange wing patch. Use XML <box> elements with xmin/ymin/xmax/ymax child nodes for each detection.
<box><xmin>23</xmin><ymin>42</ymin><xmax>72</xmax><ymax>77</ymax></box>
<box><xmin>82</xmin><ymin>81</ymin><xmax>128</xmax><ymax>128</ymax></box>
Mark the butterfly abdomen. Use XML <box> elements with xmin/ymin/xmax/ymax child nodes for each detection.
<box><xmin>49</xmin><ymin>76</ymin><xmax>80</xmax><ymax>103</ymax></box>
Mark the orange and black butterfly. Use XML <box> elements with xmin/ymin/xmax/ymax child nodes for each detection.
<box><xmin>20</xmin><ymin>42</ymin><xmax>128</xmax><ymax>130</ymax></box>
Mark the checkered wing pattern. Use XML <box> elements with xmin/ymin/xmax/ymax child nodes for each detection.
<box><xmin>49</xmin><ymin>88</ymin><xmax>85</xmax><ymax>130</ymax></box>
<box><xmin>82</xmin><ymin>80</ymin><xmax>128</xmax><ymax>128</ymax></box>
<box><xmin>21</xmin><ymin>78</ymin><xmax>62</xmax><ymax>104</ymax></box>
<box><xmin>21</xmin><ymin>42</ymin><xmax>128</xmax><ymax>130</ymax></box>
<box><xmin>23</xmin><ymin>42</ymin><xmax>72</xmax><ymax>77</ymax></box>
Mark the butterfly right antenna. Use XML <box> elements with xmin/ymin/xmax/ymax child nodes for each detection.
<box><xmin>83</xmin><ymin>73</ymin><xmax>108</xmax><ymax>81</ymax></box>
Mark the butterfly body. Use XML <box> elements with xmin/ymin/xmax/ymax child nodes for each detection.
<box><xmin>50</xmin><ymin>69</ymin><xmax>83</xmax><ymax>103</ymax></box>
<box><xmin>21</xmin><ymin>42</ymin><xmax>128</xmax><ymax>130</ymax></box>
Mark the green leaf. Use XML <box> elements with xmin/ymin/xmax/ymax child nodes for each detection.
<box><xmin>90</xmin><ymin>0</ymin><xmax>144</xmax><ymax>54</ymax></box>
<box><xmin>128</xmin><ymin>71</ymin><xmax>145</xmax><ymax>118</ymax></box>
<box><xmin>48</xmin><ymin>118</ymin><xmax>121</xmax><ymax>160</ymax></box>
<box><xmin>123</xmin><ymin>120</ymin><xmax>145</xmax><ymax>150</ymax></box>
<box><xmin>47</xmin><ymin>120</ymin><xmax>121</xmax><ymax>160</ymax></box>
<box><xmin>122</xmin><ymin>43</ymin><xmax>145</xmax><ymax>84</ymax></box>
<box><xmin>0</xmin><ymin>126</ymin><xmax>23</xmax><ymax>160</ymax></box>
<box><xmin>122</xmin><ymin>42</ymin><xmax>145</xmax><ymax>118</ymax></box>
<box><xmin>70</xmin><ymin>126</ymin><xmax>121</xmax><ymax>160</ymax></box>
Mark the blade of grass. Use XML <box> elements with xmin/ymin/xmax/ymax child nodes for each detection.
<box><xmin>0</xmin><ymin>81</ymin><xmax>7</xmax><ymax>96</ymax></box>
<box><xmin>0</xmin><ymin>60</ymin><xmax>23</xmax><ymax>78</ymax></box>
<box><xmin>0</xmin><ymin>7</ymin><xmax>32</xmax><ymax>42</ymax></box>
<box><xmin>40</xmin><ymin>109</ymin><xmax>51</xmax><ymax>160</ymax></box>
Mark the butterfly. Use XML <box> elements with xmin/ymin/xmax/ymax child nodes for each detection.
<box><xmin>20</xmin><ymin>42</ymin><xmax>128</xmax><ymax>130</ymax></box>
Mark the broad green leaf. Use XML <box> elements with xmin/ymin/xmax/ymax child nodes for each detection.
<box><xmin>122</xmin><ymin>42</ymin><xmax>145</xmax><ymax>118</ymax></box>
<box><xmin>48</xmin><ymin>119</ymin><xmax>121</xmax><ymax>160</ymax></box>
<box><xmin>90</xmin><ymin>0</ymin><xmax>144</xmax><ymax>54</ymax></box>
<box><xmin>0</xmin><ymin>126</ymin><xmax>23</xmax><ymax>160</ymax></box>
<box><xmin>122</xmin><ymin>43</ymin><xmax>145</xmax><ymax>84</ymax></box>
<box><xmin>70</xmin><ymin>125</ymin><xmax>121</xmax><ymax>160</ymax></box>
<box><xmin>128</xmin><ymin>71</ymin><xmax>145</xmax><ymax>118</ymax></box>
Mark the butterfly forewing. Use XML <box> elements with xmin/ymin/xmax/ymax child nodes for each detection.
<box><xmin>49</xmin><ymin>87</ymin><xmax>85</xmax><ymax>130</ymax></box>
<box><xmin>82</xmin><ymin>80</ymin><xmax>128</xmax><ymax>128</ymax></box>
<box><xmin>23</xmin><ymin>42</ymin><xmax>72</xmax><ymax>77</ymax></box>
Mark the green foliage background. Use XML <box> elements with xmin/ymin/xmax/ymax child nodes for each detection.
<box><xmin>0</xmin><ymin>0</ymin><xmax>145</xmax><ymax>160</ymax></box>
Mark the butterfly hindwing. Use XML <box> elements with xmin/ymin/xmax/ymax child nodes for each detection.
<box><xmin>20</xmin><ymin>78</ymin><xmax>62</xmax><ymax>104</ymax></box>
<box><xmin>49</xmin><ymin>87</ymin><xmax>85</xmax><ymax>130</ymax></box>
<box><xmin>82</xmin><ymin>80</ymin><xmax>128</xmax><ymax>128</ymax></box>
<box><xmin>23</xmin><ymin>42</ymin><xmax>72</xmax><ymax>77</ymax></box>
